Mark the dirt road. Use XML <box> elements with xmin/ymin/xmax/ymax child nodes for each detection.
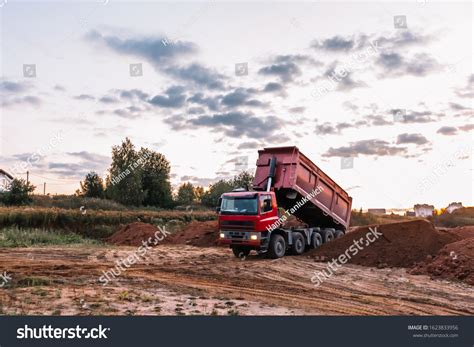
<box><xmin>0</xmin><ymin>245</ymin><xmax>473</xmax><ymax>315</ymax></box>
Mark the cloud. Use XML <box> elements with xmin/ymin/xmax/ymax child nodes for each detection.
<box><xmin>437</xmin><ymin>126</ymin><xmax>458</xmax><ymax>136</ymax></box>
<box><xmin>258</xmin><ymin>62</ymin><xmax>301</xmax><ymax>82</ymax></box>
<box><xmin>237</xmin><ymin>141</ymin><xmax>261</xmax><ymax>149</ymax></box>
<box><xmin>149</xmin><ymin>86</ymin><xmax>186</xmax><ymax>108</ymax></box>
<box><xmin>455</xmin><ymin>74</ymin><xmax>474</xmax><ymax>98</ymax></box>
<box><xmin>0</xmin><ymin>80</ymin><xmax>30</xmax><ymax>93</ymax></box>
<box><xmin>164</xmin><ymin>63</ymin><xmax>226</xmax><ymax>90</ymax></box>
<box><xmin>396</xmin><ymin>133</ymin><xmax>429</xmax><ymax>145</ymax></box>
<box><xmin>187</xmin><ymin>93</ymin><xmax>220</xmax><ymax>111</ymax></box>
<box><xmin>262</xmin><ymin>82</ymin><xmax>284</xmax><ymax>93</ymax></box>
<box><xmin>49</xmin><ymin>151</ymin><xmax>110</xmax><ymax>178</ymax></box>
<box><xmin>116</xmin><ymin>89</ymin><xmax>149</xmax><ymax>101</ymax></box>
<box><xmin>99</xmin><ymin>95</ymin><xmax>119</xmax><ymax>104</ymax></box>
<box><xmin>312</xmin><ymin>36</ymin><xmax>355</xmax><ymax>51</ymax></box>
<box><xmin>221</xmin><ymin>88</ymin><xmax>267</xmax><ymax>108</ymax></box>
<box><xmin>459</xmin><ymin>124</ymin><xmax>474</xmax><ymax>132</ymax></box>
<box><xmin>165</xmin><ymin>111</ymin><xmax>282</xmax><ymax>139</ymax></box>
<box><xmin>311</xmin><ymin>31</ymin><xmax>431</xmax><ymax>52</ymax></box>
<box><xmin>85</xmin><ymin>30</ymin><xmax>197</xmax><ymax>64</ymax></box>
<box><xmin>323</xmin><ymin>139</ymin><xmax>407</xmax><ymax>157</ymax></box>
<box><xmin>74</xmin><ymin>94</ymin><xmax>95</xmax><ymax>101</ymax></box>
<box><xmin>376</xmin><ymin>52</ymin><xmax>441</xmax><ymax>77</ymax></box>
<box><xmin>1</xmin><ymin>95</ymin><xmax>42</xmax><ymax>108</ymax></box>
<box><xmin>390</xmin><ymin>109</ymin><xmax>436</xmax><ymax>123</ymax></box>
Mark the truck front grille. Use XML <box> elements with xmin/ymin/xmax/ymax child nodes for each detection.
<box><xmin>220</xmin><ymin>220</ymin><xmax>254</xmax><ymax>231</ymax></box>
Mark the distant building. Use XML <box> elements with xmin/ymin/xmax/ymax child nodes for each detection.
<box><xmin>368</xmin><ymin>208</ymin><xmax>386</xmax><ymax>215</ymax></box>
<box><xmin>414</xmin><ymin>204</ymin><xmax>434</xmax><ymax>217</ymax></box>
<box><xmin>0</xmin><ymin>169</ymin><xmax>13</xmax><ymax>192</ymax></box>
<box><xmin>446</xmin><ymin>202</ymin><xmax>463</xmax><ymax>214</ymax></box>
<box><xmin>405</xmin><ymin>211</ymin><xmax>416</xmax><ymax>217</ymax></box>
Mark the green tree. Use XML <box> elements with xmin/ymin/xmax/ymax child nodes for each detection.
<box><xmin>139</xmin><ymin>148</ymin><xmax>173</xmax><ymax>208</ymax></box>
<box><xmin>201</xmin><ymin>180</ymin><xmax>233</xmax><ymax>207</ymax></box>
<box><xmin>193</xmin><ymin>186</ymin><xmax>204</xmax><ymax>203</ymax></box>
<box><xmin>231</xmin><ymin>171</ymin><xmax>254</xmax><ymax>190</ymax></box>
<box><xmin>106</xmin><ymin>137</ymin><xmax>144</xmax><ymax>206</ymax></box>
<box><xmin>176</xmin><ymin>182</ymin><xmax>195</xmax><ymax>205</ymax></box>
<box><xmin>0</xmin><ymin>178</ymin><xmax>36</xmax><ymax>205</ymax></box>
<box><xmin>80</xmin><ymin>171</ymin><xmax>105</xmax><ymax>198</ymax></box>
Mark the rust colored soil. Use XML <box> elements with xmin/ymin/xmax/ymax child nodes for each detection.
<box><xmin>106</xmin><ymin>222</ymin><xmax>162</xmax><ymax>246</ymax></box>
<box><xmin>308</xmin><ymin>220</ymin><xmax>459</xmax><ymax>268</ymax></box>
<box><xmin>163</xmin><ymin>220</ymin><xmax>220</xmax><ymax>247</ymax></box>
<box><xmin>411</xmin><ymin>237</ymin><xmax>474</xmax><ymax>285</ymax></box>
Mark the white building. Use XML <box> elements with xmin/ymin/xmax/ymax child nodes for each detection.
<box><xmin>414</xmin><ymin>204</ymin><xmax>435</xmax><ymax>217</ymax></box>
<box><xmin>446</xmin><ymin>202</ymin><xmax>463</xmax><ymax>214</ymax></box>
<box><xmin>0</xmin><ymin>169</ymin><xmax>13</xmax><ymax>192</ymax></box>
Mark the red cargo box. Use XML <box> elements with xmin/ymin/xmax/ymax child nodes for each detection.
<box><xmin>253</xmin><ymin>146</ymin><xmax>352</xmax><ymax>230</ymax></box>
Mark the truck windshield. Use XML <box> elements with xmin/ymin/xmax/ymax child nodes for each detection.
<box><xmin>220</xmin><ymin>195</ymin><xmax>258</xmax><ymax>215</ymax></box>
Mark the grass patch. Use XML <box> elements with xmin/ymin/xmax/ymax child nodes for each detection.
<box><xmin>0</xmin><ymin>227</ymin><xmax>100</xmax><ymax>248</ymax></box>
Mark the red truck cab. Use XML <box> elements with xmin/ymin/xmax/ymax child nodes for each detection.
<box><xmin>218</xmin><ymin>190</ymin><xmax>279</xmax><ymax>257</ymax></box>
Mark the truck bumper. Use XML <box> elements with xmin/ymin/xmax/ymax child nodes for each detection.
<box><xmin>218</xmin><ymin>231</ymin><xmax>270</xmax><ymax>251</ymax></box>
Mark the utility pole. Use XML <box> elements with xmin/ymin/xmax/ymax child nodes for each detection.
<box><xmin>43</xmin><ymin>182</ymin><xmax>46</xmax><ymax>195</ymax></box>
<box><xmin>26</xmin><ymin>171</ymin><xmax>29</xmax><ymax>185</ymax></box>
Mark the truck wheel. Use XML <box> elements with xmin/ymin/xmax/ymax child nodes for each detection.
<box><xmin>334</xmin><ymin>230</ymin><xmax>345</xmax><ymax>239</ymax></box>
<box><xmin>268</xmin><ymin>234</ymin><xmax>286</xmax><ymax>259</ymax></box>
<box><xmin>232</xmin><ymin>247</ymin><xmax>250</xmax><ymax>258</ymax></box>
<box><xmin>291</xmin><ymin>233</ymin><xmax>305</xmax><ymax>255</ymax></box>
<box><xmin>319</xmin><ymin>229</ymin><xmax>334</xmax><ymax>243</ymax></box>
<box><xmin>311</xmin><ymin>232</ymin><xmax>322</xmax><ymax>249</ymax></box>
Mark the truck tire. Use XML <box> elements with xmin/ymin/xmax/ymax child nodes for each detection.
<box><xmin>334</xmin><ymin>230</ymin><xmax>345</xmax><ymax>239</ymax></box>
<box><xmin>268</xmin><ymin>234</ymin><xmax>286</xmax><ymax>259</ymax></box>
<box><xmin>232</xmin><ymin>246</ymin><xmax>250</xmax><ymax>258</ymax></box>
<box><xmin>291</xmin><ymin>232</ymin><xmax>305</xmax><ymax>255</ymax></box>
<box><xmin>311</xmin><ymin>232</ymin><xmax>322</xmax><ymax>249</ymax></box>
<box><xmin>319</xmin><ymin>229</ymin><xmax>334</xmax><ymax>243</ymax></box>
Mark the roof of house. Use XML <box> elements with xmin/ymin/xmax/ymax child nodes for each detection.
<box><xmin>0</xmin><ymin>169</ymin><xmax>13</xmax><ymax>180</ymax></box>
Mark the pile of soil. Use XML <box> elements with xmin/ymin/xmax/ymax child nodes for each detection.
<box><xmin>163</xmin><ymin>220</ymin><xmax>220</xmax><ymax>247</ymax></box>
<box><xmin>308</xmin><ymin>220</ymin><xmax>458</xmax><ymax>268</ymax></box>
<box><xmin>411</xmin><ymin>229</ymin><xmax>474</xmax><ymax>285</ymax></box>
<box><xmin>106</xmin><ymin>221</ymin><xmax>220</xmax><ymax>247</ymax></box>
<box><xmin>106</xmin><ymin>222</ymin><xmax>162</xmax><ymax>246</ymax></box>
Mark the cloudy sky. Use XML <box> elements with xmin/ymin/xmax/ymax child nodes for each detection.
<box><xmin>0</xmin><ymin>1</ymin><xmax>472</xmax><ymax>210</ymax></box>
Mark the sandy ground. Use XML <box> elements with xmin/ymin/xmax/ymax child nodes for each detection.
<box><xmin>0</xmin><ymin>245</ymin><xmax>473</xmax><ymax>316</ymax></box>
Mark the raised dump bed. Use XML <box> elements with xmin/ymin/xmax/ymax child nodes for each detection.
<box><xmin>252</xmin><ymin>146</ymin><xmax>352</xmax><ymax>231</ymax></box>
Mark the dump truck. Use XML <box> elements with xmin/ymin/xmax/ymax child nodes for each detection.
<box><xmin>218</xmin><ymin>146</ymin><xmax>352</xmax><ymax>258</ymax></box>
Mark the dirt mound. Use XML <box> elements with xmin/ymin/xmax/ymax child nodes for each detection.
<box><xmin>411</xmin><ymin>238</ymin><xmax>474</xmax><ymax>285</ymax></box>
<box><xmin>442</xmin><ymin>226</ymin><xmax>474</xmax><ymax>240</ymax></box>
<box><xmin>308</xmin><ymin>220</ymin><xmax>458</xmax><ymax>268</ymax></box>
<box><xmin>106</xmin><ymin>222</ymin><xmax>163</xmax><ymax>246</ymax></box>
<box><xmin>163</xmin><ymin>220</ymin><xmax>220</xmax><ymax>247</ymax></box>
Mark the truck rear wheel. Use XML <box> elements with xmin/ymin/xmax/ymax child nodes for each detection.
<box><xmin>334</xmin><ymin>230</ymin><xmax>345</xmax><ymax>239</ymax></box>
<box><xmin>319</xmin><ymin>229</ymin><xmax>334</xmax><ymax>243</ymax></box>
<box><xmin>311</xmin><ymin>232</ymin><xmax>322</xmax><ymax>249</ymax></box>
<box><xmin>232</xmin><ymin>246</ymin><xmax>250</xmax><ymax>258</ymax></box>
<box><xmin>291</xmin><ymin>233</ymin><xmax>305</xmax><ymax>255</ymax></box>
<box><xmin>268</xmin><ymin>234</ymin><xmax>286</xmax><ymax>259</ymax></box>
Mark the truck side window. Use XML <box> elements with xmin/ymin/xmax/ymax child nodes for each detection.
<box><xmin>260</xmin><ymin>195</ymin><xmax>273</xmax><ymax>213</ymax></box>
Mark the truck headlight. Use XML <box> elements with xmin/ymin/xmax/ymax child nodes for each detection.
<box><xmin>219</xmin><ymin>233</ymin><xmax>225</xmax><ymax>238</ymax></box>
<box><xmin>250</xmin><ymin>234</ymin><xmax>258</xmax><ymax>241</ymax></box>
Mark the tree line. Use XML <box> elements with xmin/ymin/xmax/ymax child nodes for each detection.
<box><xmin>78</xmin><ymin>138</ymin><xmax>254</xmax><ymax>208</ymax></box>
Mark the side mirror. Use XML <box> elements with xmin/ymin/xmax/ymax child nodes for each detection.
<box><xmin>215</xmin><ymin>207</ymin><xmax>221</xmax><ymax>213</ymax></box>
